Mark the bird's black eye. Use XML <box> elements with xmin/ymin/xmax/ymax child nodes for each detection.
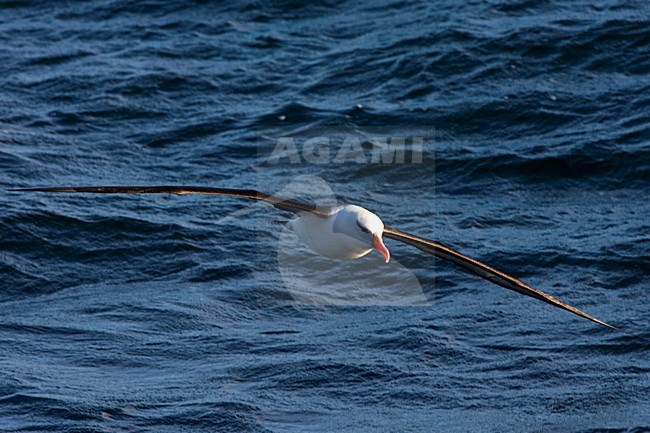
<box><xmin>357</xmin><ymin>221</ymin><xmax>370</xmax><ymax>233</ymax></box>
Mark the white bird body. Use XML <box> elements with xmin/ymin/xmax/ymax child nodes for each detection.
<box><xmin>288</xmin><ymin>205</ymin><xmax>387</xmax><ymax>260</ymax></box>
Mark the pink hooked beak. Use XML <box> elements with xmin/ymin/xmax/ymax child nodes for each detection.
<box><xmin>372</xmin><ymin>234</ymin><xmax>390</xmax><ymax>263</ymax></box>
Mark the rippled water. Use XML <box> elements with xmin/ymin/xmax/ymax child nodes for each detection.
<box><xmin>0</xmin><ymin>1</ymin><xmax>649</xmax><ymax>432</ymax></box>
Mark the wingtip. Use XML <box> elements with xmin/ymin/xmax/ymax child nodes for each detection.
<box><xmin>594</xmin><ymin>320</ymin><xmax>629</xmax><ymax>334</ymax></box>
<box><xmin>9</xmin><ymin>187</ymin><xmax>43</xmax><ymax>192</ymax></box>
<box><xmin>602</xmin><ymin>321</ymin><xmax>634</xmax><ymax>335</ymax></box>
<box><xmin>8</xmin><ymin>187</ymin><xmax>75</xmax><ymax>193</ymax></box>
<box><xmin>546</xmin><ymin>302</ymin><xmax>631</xmax><ymax>335</ymax></box>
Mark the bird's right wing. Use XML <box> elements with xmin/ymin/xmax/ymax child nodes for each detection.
<box><xmin>382</xmin><ymin>226</ymin><xmax>625</xmax><ymax>332</ymax></box>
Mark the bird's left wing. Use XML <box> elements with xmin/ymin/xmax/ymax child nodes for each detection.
<box><xmin>10</xmin><ymin>185</ymin><xmax>332</xmax><ymax>218</ymax></box>
<box><xmin>382</xmin><ymin>226</ymin><xmax>624</xmax><ymax>332</ymax></box>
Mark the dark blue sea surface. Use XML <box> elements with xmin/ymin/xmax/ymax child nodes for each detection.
<box><xmin>1</xmin><ymin>1</ymin><xmax>649</xmax><ymax>432</ymax></box>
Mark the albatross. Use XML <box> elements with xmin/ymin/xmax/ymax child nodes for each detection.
<box><xmin>11</xmin><ymin>185</ymin><xmax>623</xmax><ymax>332</ymax></box>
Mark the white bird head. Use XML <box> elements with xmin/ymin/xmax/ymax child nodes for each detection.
<box><xmin>333</xmin><ymin>205</ymin><xmax>390</xmax><ymax>263</ymax></box>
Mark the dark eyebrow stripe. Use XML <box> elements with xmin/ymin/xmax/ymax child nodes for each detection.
<box><xmin>356</xmin><ymin>220</ymin><xmax>369</xmax><ymax>232</ymax></box>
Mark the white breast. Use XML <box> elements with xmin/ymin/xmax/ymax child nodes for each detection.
<box><xmin>288</xmin><ymin>207</ymin><xmax>373</xmax><ymax>260</ymax></box>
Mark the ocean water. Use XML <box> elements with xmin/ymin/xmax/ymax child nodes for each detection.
<box><xmin>0</xmin><ymin>1</ymin><xmax>649</xmax><ymax>432</ymax></box>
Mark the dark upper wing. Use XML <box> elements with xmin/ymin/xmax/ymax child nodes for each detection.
<box><xmin>9</xmin><ymin>185</ymin><xmax>332</xmax><ymax>218</ymax></box>
<box><xmin>383</xmin><ymin>226</ymin><xmax>625</xmax><ymax>332</ymax></box>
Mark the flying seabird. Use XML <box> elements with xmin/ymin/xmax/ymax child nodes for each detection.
<box><xmin>11</xmin><ymin>185</ymin><xmax>624</xmax><ymax>332</ymax></box>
